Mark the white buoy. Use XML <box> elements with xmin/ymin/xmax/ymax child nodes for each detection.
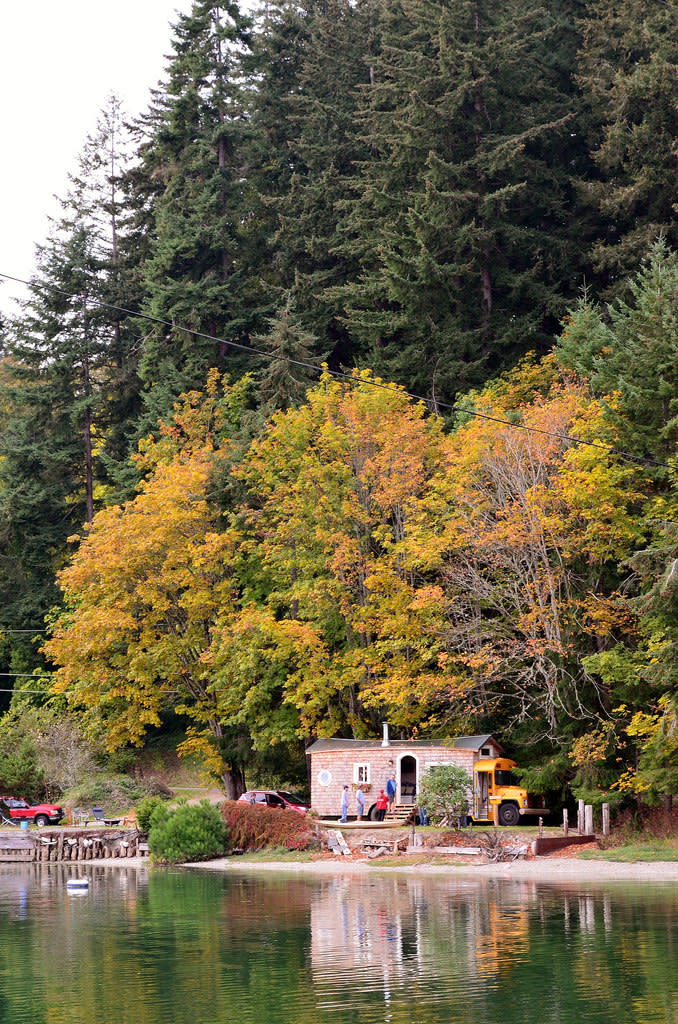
<box><xmin>66</xmin><ymin>878</ymin><xmax>90</xmax><ymax>890</ymax></box>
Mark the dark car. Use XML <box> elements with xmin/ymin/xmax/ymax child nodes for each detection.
<box><xmin>237</xmin><ymin>790</ymin><xmax>311</xmax><ymax>815</ymax></box>
<box><xmin>0</xmin><ymin>796</ymin><xmax>64</xmax><ymax>827</ymax></box>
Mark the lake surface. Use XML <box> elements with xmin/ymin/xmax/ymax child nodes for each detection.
<box><xmin>1</xmin><ymin>862</ymin><xmax>677</xmax><ymax>1024</ymax></box>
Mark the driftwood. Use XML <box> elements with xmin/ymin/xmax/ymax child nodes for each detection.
<box><xmin>474</xmin><ymin>830</ymin><xmax>527</xmax><ymax>862</ymax></box>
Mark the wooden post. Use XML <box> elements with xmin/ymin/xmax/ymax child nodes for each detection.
<box><xmin>584</xmin><ymin>804</ymin><xmax>594</xmax><ymax>836</ymax></box>
<box><xmin>563</xmin><ymin>808</ymin><xmax>568</xmax><ymax>836</ymax></box>
<box><xmin>538</xmin><ymin>817</ymin><xmax>543</xmax><ymax>837</ymax></box>
<box><xmin>492</xmin><ymin>803</ymin><xmax>500</xmax><ymax>827</ymax></box>
<box><xmin>602</xmin><ymin>803</ymin><xmax>610</xmax><ymax>837</ymax></box>
<box><xmin>577</xmin><ymin>799</ymin><xmax>585</xmax><ymax>833</ymax></box>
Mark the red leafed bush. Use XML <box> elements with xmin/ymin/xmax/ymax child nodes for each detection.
<box><xmin>222</xmin><ymin>801</ymin><xmax>317</xmax><ymax>852</ymax></box>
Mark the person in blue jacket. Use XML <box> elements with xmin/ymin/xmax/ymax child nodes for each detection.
<box><xmin>386</xmin><ymin>773</ymin><xmax>397</xmax><ymax>812</ymax></box>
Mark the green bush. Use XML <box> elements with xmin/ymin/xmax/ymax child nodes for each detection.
<box><xmin>148</xmin><ymin>801</ymin><xmax>227</xmax><ymax>864</ymax></box>
<box><xmin>419</xmin><ymin>764</ymin><xmax>473</xmax><ymax>824</ymax></box>
<box><xmin>222</xmin><ymin>801</ymin><xmax>317</xmax><ymax>852</ymax></box>
<box><xmin>136</xmin><ymin>795</ymin><xmax>167</xmax><ymax>834</ymax></box>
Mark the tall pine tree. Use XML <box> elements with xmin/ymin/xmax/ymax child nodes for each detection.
<box><xmin>134</xmin><ymin>0</ymin><xmax>259</xmax><ymax>431</ymax></box>
<box><xmin>577</xmin><ymin>0</ymin><xmax>678</xmax><ymax>289</ymax></box>
<box><xmin>251</xmin><ymin>0</ymin><xmax>377</xmax><ymax>370</ymax></box>
<box><xmin>334</xmin><ymin>0</ymin><xmax>587</xmax><ymax>407</ymax></box>
<box><xmin>0</xmin><ymin>97</ymin><xmax>142</xmax><ymax>670</ymax></box>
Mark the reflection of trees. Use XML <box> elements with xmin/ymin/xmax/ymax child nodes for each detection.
<box><xmin>309</xmin><ymin>875</ymin><xmax>678</xmax><ymax>1024</ymax></box>
<box><xmin>0</xmin><ymin>864</ymin><xmax>151</xmax><ymax>1023</ymax></box>
<box><xmin>2</xmin><ymin>867</ymin><xmax>678</xmax><ymax>1023</ymax></box>
<box><xmin>481</xmin><ymin>885</ymin><xmax>678</xmax><ymax>1023</ymax></box>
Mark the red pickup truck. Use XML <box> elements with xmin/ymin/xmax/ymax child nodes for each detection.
<box><xmin>0</xmin><ymin>796</ymin><xmax>64</xmax><ymax>827</ymax></box>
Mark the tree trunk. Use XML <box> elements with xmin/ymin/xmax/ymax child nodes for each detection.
<box><xmin>82</xmin><ymin>293</ymin><xmax>94</xmax><ymax>524</ymax></box>
<box><xmin>221</xmin><ymin>765</ymin><xmax>246</xmax><ymax>801</ymax></box>
<box><xmin>664</xmin><ymin>792</ymin><xmax>673</xmax><ymax>830</ymax></box>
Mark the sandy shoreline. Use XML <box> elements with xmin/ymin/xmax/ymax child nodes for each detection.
<box><xmin>64</xmin><ymin>854</ymin><xmax>678</xmax><ymax>883</ymax></box>
<box><xmin>183</xmin><ymin>855</ymin><xmax>678</xmax><ymax>883</ymax></box>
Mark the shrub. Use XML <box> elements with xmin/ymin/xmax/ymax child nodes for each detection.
<box><xmin>222</xmin><ymin>801</ymin><xmax>317</xmax><ymax>852</ymax></box>
<box><xmin>419</xmin><ymin>764</ymin><xmax>473</xmax><ymax>824</ymax></box>
<box><xmin>136</xmin><ymin>795</ymin><xmax>167</xmax><ymax>834</ymax></box>
<box><xmin>148</xmin><ymin>800</ymin><xmax>227</xmax><ymax>864</ymax></box>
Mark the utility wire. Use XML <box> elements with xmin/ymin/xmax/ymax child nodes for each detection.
<box><xmin>0</xmin><ymin>269</ymin><xmax>673</xmax><ymax>471</ymax></box>
<box><xmin>0</xmin><ymin>688</ymin><xmax>52</xmax><ymax>694</ymax></box>
<box><xmin>0</xmin><ymin>673</ymin><xmax>54</xmax><ymax>678</ymax></box>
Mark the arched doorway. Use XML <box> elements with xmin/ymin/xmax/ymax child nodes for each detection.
<box><xmin>399</xmin><ymin>755</ymin><xmax>418</xmax><ymax>803</ymax></box>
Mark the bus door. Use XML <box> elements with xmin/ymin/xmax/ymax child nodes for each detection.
<box><xmin>473</xmin><ymin>770</ymin><xmax>491</xmax><ymax>820</ymax></box>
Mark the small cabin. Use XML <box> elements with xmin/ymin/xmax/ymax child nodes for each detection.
<box><xmin>306</xmin><ymin>728</ymin><xmax>503</xmax><ymax>819</ymax></box>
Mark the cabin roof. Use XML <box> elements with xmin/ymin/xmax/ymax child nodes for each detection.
<box><xmin>306</xmin><ymin>734</ymin><xmax>502</xmax><ymax>754</ymax></box>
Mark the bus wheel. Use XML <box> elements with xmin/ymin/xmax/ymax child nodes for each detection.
<box><xmin>498</xmin><ymin>803</ymin><xmax>520</xmax><ymax>827</ymax></box>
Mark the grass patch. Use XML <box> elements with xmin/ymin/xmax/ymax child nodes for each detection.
<box><xmin>229</xmin><ymin>847</ymin><xmax>318</xmax><ymax>863</ymax></box>
<box><xmin>366</xmin><ymin>852</ymin><xmax>476</xmax><ymax>868</ymax></box>
<box><xmin>579</xmin><ymin>838</ymin><xmax>678</xmax><ymax>862</ymax></box>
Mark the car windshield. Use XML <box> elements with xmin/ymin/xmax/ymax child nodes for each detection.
<box><xmin>278</xmin><ymin>792</ymin><xmax>307</xmax><ymax>805</ymax></box>
<box><xmin>494</xmin><ymin>770</ymin><xmax>518</xmax><ymax>787</ymax></box>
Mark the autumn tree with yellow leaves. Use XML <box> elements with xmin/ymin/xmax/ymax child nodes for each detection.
<box><xmin>43</xmin><ymin>361</ymin><xmax>654</xmax><ymax>800</ymax></box>
<box><xmin>44</xmin><ymin>374</ymin><xmax>248</xmax><ymax>797</ymax></box>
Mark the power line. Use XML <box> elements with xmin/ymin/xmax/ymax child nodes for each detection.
<box><xmin>0</xmin><ymin>269</ymin><xmax>673</xmax><ymax>471</ymax></box>
<box><xmin>0</xmin><ymin>688</ymin><xmax>52</xmax><ymax>694</ymax></box>
<box><xmin>0</xmin><ymin>673</ymin><xmax>54</xmax><ymax>678</ymax></box>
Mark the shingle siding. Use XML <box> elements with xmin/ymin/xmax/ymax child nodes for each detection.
<box><xmin>308</xmin><ymin>735</ymin><xmax>502</xmax><ymax>817</ymax></box>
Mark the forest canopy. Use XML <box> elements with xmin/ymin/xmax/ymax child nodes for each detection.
<box><xmin>2</xmin><ymin>0</ymin><xmax>678</xmax><ymax>806</ymax></box>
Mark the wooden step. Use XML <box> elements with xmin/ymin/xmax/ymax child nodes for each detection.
<box><xmin>384</xmin><ymin>804</ymin><xmax>416</xmax><ymax>824</ymax></box>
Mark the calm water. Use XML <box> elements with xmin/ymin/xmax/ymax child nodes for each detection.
<box><xmin>1</xmin><ymin>862</ymin><xmax>677</xmax><ymax>1024</ymax></box>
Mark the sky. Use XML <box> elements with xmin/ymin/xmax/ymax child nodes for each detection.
<box><xmin>0</xmin><ymin>1</ymin><xmax>195</xmax><ymax>316</ymax></box>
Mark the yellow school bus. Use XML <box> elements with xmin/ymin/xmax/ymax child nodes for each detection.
<box><xmin>471</xmin><ymin>757</ymin><xmax>548</xmax><ymax>826</ymax></box>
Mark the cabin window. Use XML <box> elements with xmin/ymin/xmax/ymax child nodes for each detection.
<box><xmin>353</xmin><ymin>764</ymin><xmax>370</xmax><ymax>785</ymax></box>
<box><xmin>480</xmin><ymin>747</ymin><xmax>491</xmax><ymax>756</ymax></box>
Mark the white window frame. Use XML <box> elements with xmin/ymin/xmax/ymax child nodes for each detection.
<box><xmin>353</xmin><ymin>763</ymin><xmax>371</xmax><ymax>785</ymax></box>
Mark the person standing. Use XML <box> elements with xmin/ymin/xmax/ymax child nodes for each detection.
<box><xmin>376</xmin><ymin>789</ymin><xmax>388</xmax><ymax>821</ymax></box>
<box><xmin>340</xmin><ymin>785</ymin><xmax>349</xmax><ymax>823</ymax></box>
<box><xmin>386</xmin><ymin>773</ymin><xmax>397</xmax><ymax>812</ymax></box>
<box><xmin>355</xmin><ymin>786</ymin><xmax>365</xmax><ymax>821</ymax></box>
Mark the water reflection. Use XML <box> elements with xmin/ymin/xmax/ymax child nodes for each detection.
<box><xmin>1</xmin><ymin>864</ymin><xmax>677</xmax><ymax>1024</ymax></box>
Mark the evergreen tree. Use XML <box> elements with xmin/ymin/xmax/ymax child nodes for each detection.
<box><xmin>334</xmin><ymin>0</ymin><xmax>586</xmax><ymax>406</ymax></box>
<box><xmin>255</xmin><ymin>297</ymin><xmax>318</xmax><ymax>413</ymax></box>
<box><xmin>134</xmin><ymin>0</ymin><xmax>259</xmax><ymax>430</ymax></box>
<box><xmin>66</xmin><ymin>95</ymin><xmax>146</xmax><ymax>499</ymax></box>
<box><xmin>252</xmin><ymin>0</ymin><xmax>376</xmax><ymax>370</ymax></box>
<box><xmin>556</xmin><ymin>239</ymin><xmax>678</xmax><ymax>464</ymax></box>
<box><xmin>0</xmin><ymin>98</ymin><xmax>143</xmax><ymax>668</ymax></box>
<box><xmin>0</xmin><ymin>226</ymin><xmax>103</xmax><ymax>644</ymax></box>
<box><xmin>576</xmin><ymin>0</ymin><xmax>678</xmax><ymax>288</ymax></box>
